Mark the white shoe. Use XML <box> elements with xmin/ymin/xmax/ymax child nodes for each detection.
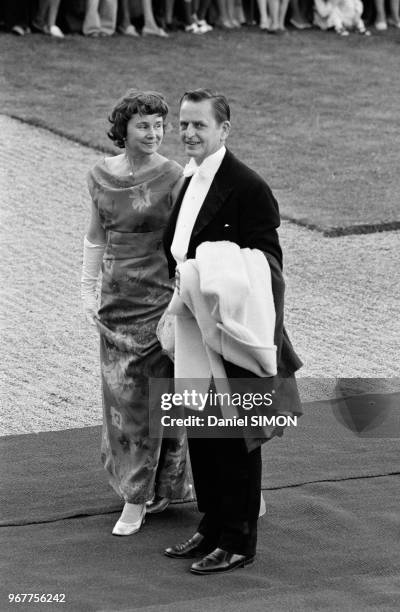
<box><xmin>356</xmin><ymin>22</ymin><xmax>370</xmax><ymax>35</ymax></box>
<box><xmin>112</xmin><ymin>503</ymin><xmax>146</xmax><ymax>536</ymax></box>
<box><xmin>11</xmin><ymin>25</ymin><xmax>26</xmax><ymax>36</ymax></box>
<box><xmin>289</xmin><ymin>18</ymin><xmax>311</xmax><ymax>29</ymax></box>
<box><xmin>142</xmin><ymin>26</ymin><xmax>169</xmax><ymax>38</ymax></box>
<box><xmin>387</xmin><ymin>17</ymin><xmax>400</xmax><ymax>28</ymax></box>
<box><xmin>122</xmin><ymin>24</ymin><xmax>139</xmax><ymax>36</ymax></box>
<box><xmin>375</xmin><ymin>20</ymin><xmax>388</xmax><ymax>30</ymax></box>
<box><xmin>49</xmin><ymin>25</ymin><xmax>64</xmax><ymax>38</ymax></box>
<box><xmin>197</xmin><ymin>19</ymin><xmax>213</xmax><ymax>33</ymax></box>
<box><xmin>185</xmin><ymin>23</ymin><xmax>201</xmax><ymax>34</ymax></box>
<box><xmin>259</xmin><ymin>19</ymin><xmax>270</xmax><ymax>30</ymax></box>
<box><xmin>259</xmin><ymin>493</ymin><xmax>266</xmax><ymax>517</ymax></box>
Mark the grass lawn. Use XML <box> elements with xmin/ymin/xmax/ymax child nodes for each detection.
<box><xmin>2</xmin><ymin>28</ymin><xmax>400</xmax><ymax>234</ymax></box>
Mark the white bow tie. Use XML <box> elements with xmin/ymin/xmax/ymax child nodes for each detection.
<box><xmin>182</xmin><ymin>158</ymin><xmax>200</xmax><ymax>178</ymax></box>
<box><xmin>182</xmin><ymin>158</ymin><xmax>212</xmax><ymax>180</ymax></box>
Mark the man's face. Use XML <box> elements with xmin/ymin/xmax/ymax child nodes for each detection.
<box><xmin>179</xmin><ymin>99</ymin><xmax>230</xmax><ymax>164</ymax></box>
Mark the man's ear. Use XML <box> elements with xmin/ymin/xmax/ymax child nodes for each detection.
<box><xmin>221</xmin><ymin>121</ymin><xmax>231</xmax><ymax>143</ymax></box>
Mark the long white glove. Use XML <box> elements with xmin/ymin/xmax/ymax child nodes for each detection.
<box><xmin>81</xmin><ymin>235</ymin><xmax>105</xmax><ymax>326</ymax></box>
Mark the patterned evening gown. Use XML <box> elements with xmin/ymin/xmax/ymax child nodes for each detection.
<box><xmin>87</xmin><ymin>158</ymin><xmax>191</xmax><ymax>504</ymax></box>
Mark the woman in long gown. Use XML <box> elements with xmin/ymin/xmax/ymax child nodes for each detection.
<box><xmin>81</xmin><ymin>90</ymin><xmax>191</xmax><ymax>536</ymax></box>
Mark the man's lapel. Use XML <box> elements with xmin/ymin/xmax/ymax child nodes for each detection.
<box><xmin>189</xmin><ymin>150</ymin><xmax>233</xmax><ymax>243</ymax></box>
<box><xmin>164</xmin><ymin>150</ymin><xmax>234</xmax><ymax>273</ymax></box>
<box><xmin>189</xmin><ymin>180</ymin><xmax>232</xmax><ymax>242</ymax></box>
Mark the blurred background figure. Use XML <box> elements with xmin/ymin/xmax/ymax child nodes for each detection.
<box><xmin>204</xmin><ymin>0</ymin><xmax>237</xmax><ymax>27</ymax></box>
<box><xmin>191</xmin><ymin>0</ymin><xmax>214</xmax><ymax>30</ymax></box>
<box><xmin>267</xmin><ymin>0</ymin><xmax>291</xmax><ymax>30</ymax></box>
<box><xmin>217</xmin><ymin>0</ymin><xmax>242</xmax><ymax>26</ymax></box>
<box><xmin>289</xmin><ymin>0</ymin><xmax>312</xmax><ymax>27</ymax></box>
<box><xmin>118</xmin><ymin>0</ymin><xmax>168</xmax><ymax>36</ymax></box>
<box><xmin>163</xmin><ymin>0</ymin><xmax>210</xmax><ymax>33</ymax></box>
<box><xmin>117</xmin><ymin>0</ymin><xmax>139</xmax><ymax>34</ymax></box>
<box><xmin>3</xmin><ymin>0</ymin><xmax>32</xmax><ymax>35</ymax></box>
<box><xmin>373</xmin><ymin>0</ymin><xmax>400</xmax><ymax>29</ymax></box>
<box><xmin>32</xmin><ymin>0</ymin><xmax>64</xmax><ymax>37</ymax></box>
<box><xmin>58</xmin><ymin>0</ymin><xmax>85</xmax><ymax>33</ymax></box>
<box><xmin>256</xmin><ymin>0</ymin><xmax>271</xmax><ymax>29</ymax></box>
<box><xmin>83</xmin><ymin>0</ymin><xmax>117</xmax><ymax>36</ymax></box>
<box><xmin>235</xmin><ymin>0</ymin><xmax>247</xmax><ymax>24</ymax></box>
<box><xmin>313</xmin><ymin>0</ymin><xmax>369</xmax><ymax>34</ymax></box>
<box><xmin>140</xmin><ymin>0</ymin><xmax>169</xmax><ymax>35</ymax></box>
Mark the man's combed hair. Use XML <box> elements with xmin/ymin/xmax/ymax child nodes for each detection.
<box><xmin>180</xmin><ymin>89</ymin><xmax>230</xmax><ymax>123</ymax></box>
<box><xmin>107</xmin><ymin>90</ymin><xmax>169</xmax><ymax>148</ymax></box>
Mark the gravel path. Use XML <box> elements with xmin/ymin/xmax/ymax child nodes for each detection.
<box><xmin>1</xmin><ymin>115</ymin><xmax>399</xmax><ymax>435</ymax></box>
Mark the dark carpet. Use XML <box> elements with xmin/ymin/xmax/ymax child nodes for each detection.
<box><xmin>1</xmin><ymin>395</ymin><xmax>399</xmax><ymax>611</ymax></box>
<box><xmin>1</xmin><ymin>396</ymin><xmax>399</xmax><ymax>526</ymax></box>
<box><xmin>1</xmin><ymin>477</ymin><xmax>399</xmax><ymax>611</ymax></box>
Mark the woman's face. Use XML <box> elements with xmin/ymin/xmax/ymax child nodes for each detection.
<box><xmin>125</xmin><ymin>113</ymin><xmax>164</xmax><ymax>157</ymax></box>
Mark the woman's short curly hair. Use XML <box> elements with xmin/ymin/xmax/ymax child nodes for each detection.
<box><xmin>107</xmin><ymin>90</ymin><xmax>169</xmax><ymax>148</ymax></box>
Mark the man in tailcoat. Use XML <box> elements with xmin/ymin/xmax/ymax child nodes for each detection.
<box><xmin>163</xmin><ymin>89</ymin><xmax>302</xmax><ymax>575</ymax></box>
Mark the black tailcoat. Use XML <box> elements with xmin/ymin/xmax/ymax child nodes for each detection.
<box><xmin>163</xmin><ymin>148</ymin><xmax>302</xmax><ymax>383</ymax></box>
<box><xmin>163</xmin><ymin>148</ymin><xmax>302</xmax><ymax>556</ymax></box>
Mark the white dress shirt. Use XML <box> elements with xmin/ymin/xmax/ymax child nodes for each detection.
<box><xmin>171</xmin><ymin>146</ymin><xmax>226</xmax><ymax>265</ymax></box>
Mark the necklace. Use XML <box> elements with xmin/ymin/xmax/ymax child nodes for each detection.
<box><xmin>125</xmin><ymin>152</ymin><xmax>153</xmax><ymax>177</ymax></box>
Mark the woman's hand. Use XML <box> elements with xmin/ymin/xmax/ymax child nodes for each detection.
<box><xmin>82</xmin><ymin>293</ymin><xmax>99</xmax><ymax>327</ymax></box>
<box><xmin>81</xmin><ymin>235</ymin><xmax>105</xmax><ymax>327</ymax></box>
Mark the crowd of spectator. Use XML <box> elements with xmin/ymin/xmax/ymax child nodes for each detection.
<box><xmin>1</xmin><ymin>0</ymin><xmax>399</xmax><ymax>38</ymax></box>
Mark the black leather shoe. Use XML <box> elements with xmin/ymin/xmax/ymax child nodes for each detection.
<box><xmin>190</xmin><ymin>548</ymin><xmax>255</xmax><ymax>574</ymax></box>
<box><xmin>164</xmin><ymin>533</ymin><xmax>214</xmax><ymax>559</ymax></box>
